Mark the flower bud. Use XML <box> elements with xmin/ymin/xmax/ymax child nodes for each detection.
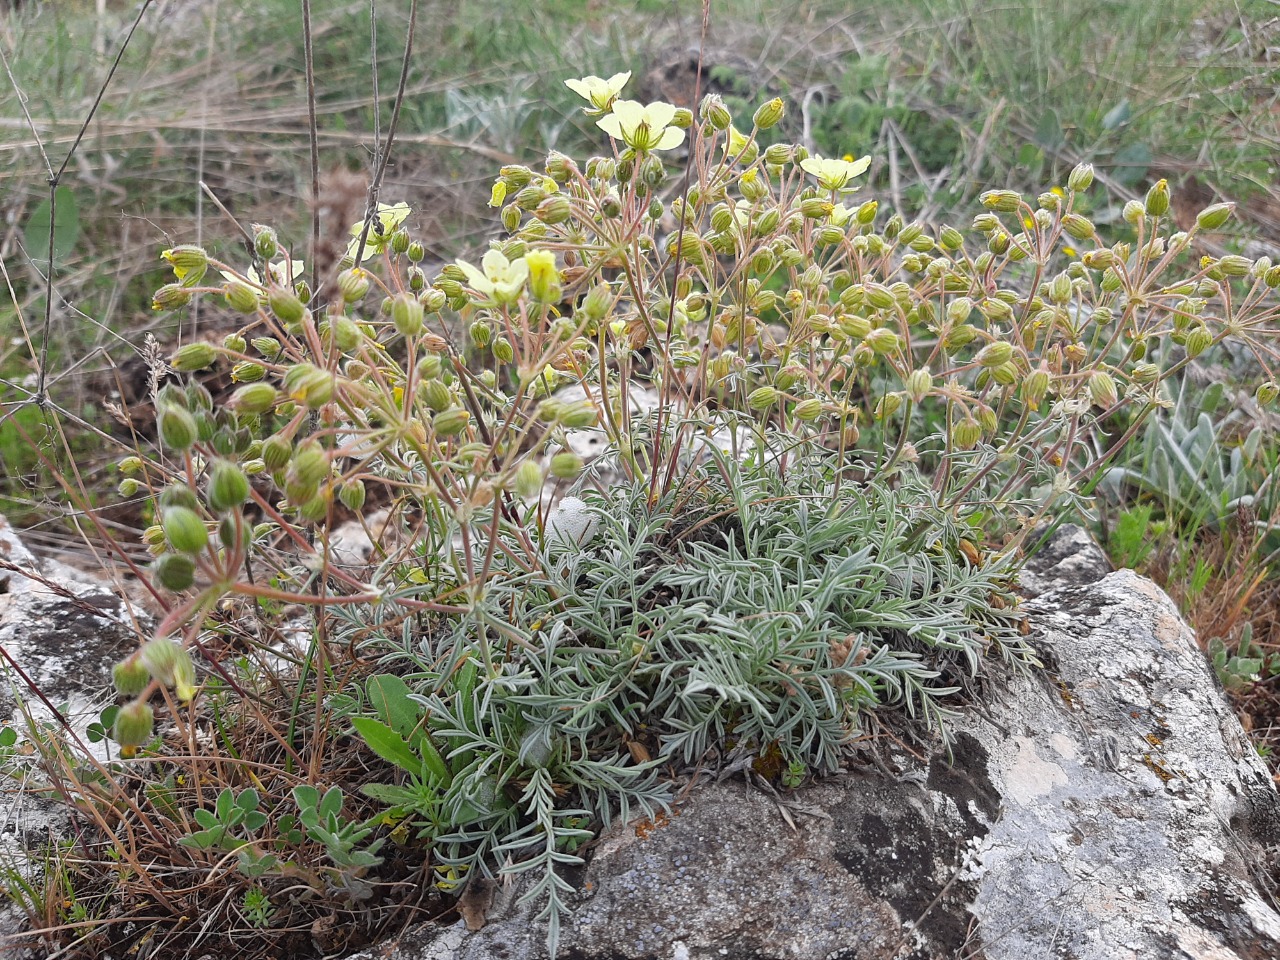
<box><xmin>975</xmin><ymin>341</ymin><xmax>1014</xmax><ymax>368</ymax></box>
<box><xmin>800</xmin><ymin>197</ymin><xmax>834</xmax><ymax>219</ymax></box>
<box><xmin>1021</xmin><ymin>369</ymin><xmax>1051</xmax><ymax>407</ymax></box>
<box><xmin>1088</xmin><ymin>371</ymin><xmax>1118</xmax><ymax>409</ymax></box>
<box><xmin>700</xmin><ymin>94</ymin><xmax>732</xmax><ymax>131</ymax></box>
<box><xmin>162</xmin><ymin>506</ymin><xmax>208</xmax><ymax>555</ymax></box>
<box><xmin>140</xmin><ymin>638</ymin><xmax>189</xmax><ymax>689</ymax></box>
<box><xmin>764</xmin><ymin>143</ymin><xmax>792</xmax><ymax>165</ymax></box>
<box><xmin>250</xmin><ymin>224</ymin><xmax>277</xmax><ymax>259</ymax></box>
<box><xmin>113</xmin><ymin>700</ymin><xmax>154</xmax><ymax>753</ymax></box>
<box><xmin>952</xmin><ymin>417</ymin><xmax>982</xmax><ymax>450</ymax></box>
<box><xmin>337</xmin><ymin>268</ymin><xmax>371</xmax><ymax>303</ymax></box>
<box><xmin>153</xmin><ymin>552</ymin><xmax>195</xmax><ymax>592</ymax></box>
<box><xmin>338</xmin><ymin>478</ymin><xmax>366</xmax><ymax>512</ymax></box>
<box><xmin>423</xmin><ymin>379</ymin><xmax>453</xmax><ymax>413</ymax></box>
<box><xmin>162</xmin><ymin>244</ymin><xmax>209</xmax><ymax>283</ymax></box>
<box><xmin>113</xmin><ymin>658</ymin><xmax>150</xmax><ymax>698</ymax></box>
<box><xmin>1114</xmin><ymin>203</ymin><xmax>1141</xmax><ymax>229</ymax></box>
<box><xmin>874</xmin><ymin>393</ymin><xmax>902</xmax><ymax>421</ymax></box>
<box><xmin>433</xmin><ymin>407</ymin><xmax>471</xmax><ymax>437</ymax></box>
<box><xmin>282</xmin><ymin>364</ymin><xmax>334</xmax><ymax>408</ymax></box>
<box><xmin>514</xmin><ymin>460</ymin><xmax>544</xmax><ymax>498</ymax></box>
<box><xmin>1256</xmin><ymin>381</ymin><xmax>1279</xmax><ymax>406</ymax></box>
<box><xmin>171</xmin><ymin>342</ymin><xmax>218</xmax><ymax>372</ymax></box>
<box><xmin>991</xmin><ymin>361</ymin><xmax>1018</xmax><ymax>386</ymax></box>
<box><xmin>1130</xmin><ymin>362</ymin><xmax>1161</xmax><ymax>385</ymax></box>
<box><xmin>290</xmin><ymin>440</ymin><xmax>329</xmax><ymax>488</ymax></box>
<box><xmin>469</xmin><ymin>320</ymin><xmax>493</xmax><ymax>349</ymax></box>
<box><xmin>1067</xmin><ymin>163</ymin><xmax>1094</xmax><ymax>193</ymax></box>
<box><xmin>218</xmin><ymin>279</ymin><xmax>258</xmax><ymax>314</ymax></box>
<box><xmin>268</xmin><ymin>287</ymin><xmax>305</xmax><ymax>326</ymax></box>
<box><xmin>549</xmin><ymin>451</ymin><xmax>583</xmax><ymax>479</ymax></box>
<box><xmin>207</xmin><ymin>461</ymin><xmax>250</xmax><ymax>513</ymax></box>
<box><xmin>747</xmin><ymin>386</ymin><xmax>779</xmax><ymax>410</ymax></box>
<box><xmin>1081</xmin><ymin>249</ymin><xmax>1116</xmax><ymax>270</ymax></box>
<box><xmin>864</xmin><ymin>328</ymin><xmax>901</xmax><ymax>355</ymax></box>
<box><xmin>534</xmin><ymin>195</ymin><xmax>573</xmax><ymax>225</ymax></box>
<box><xmin>753</xmin><ymin>97</ymin><xmax>784</xmax><ymax>130</ymax></box>
<box><xmin>485</xmin><ymin>337</ymin><xmax>512</xmax><ymax>365</ymax></box>
<box><xmin>228</xmin><ymin>382</ymin><xmax>278</xmax><ymax>416</ymax></box>
<box><xmin>906</xmin><ymin>368</ymin><xmax>933</xmax><ymax>403</ymax></box>
<box><xmin>980</xmin><ymin>190</ymin><xmax>1021</xmax><ymax>212</ymax></box>
<box><xmin>1144</xmin><ymin>179</ymin><xmax>1170</xmax><ymax>216</ymax></box>
<box><xmin>559</xmin><ymin>402</ymin><xmax>598</xmax><ymax>429</ymax></box>
<box><xmin>158</xmin><ymin>404</ymin><xmax>197</xmax><ymax>451</ymax></box>
<box><xmin>1183</xmin><ymin>325</ymin><xmax>1213</xmax><ymax>358</ymax></box>
<box><xmin>1192</xmin><ymin>202</ymin><xmax>1233</xmax><ymax>231</ymax></box>
<box><xmin>391</xmin><ymin>294</ymin><xmax>424</xmax><ymax>337</ymax></box>
<box><xmin>580</xmin><ymin>284</ymin><xmax>613</xmax><ymax>322</ymax></box>
<box><xmin>152</xmin><ymin>284</ymin><xmax>192</xmax><ymax>312</ymax></box>
<box><xmin>1217</xmin><ymin>255</ymin><xmax>1252</xmax><ymax>277</ymax></box>
<box><xmin>262</xmin><ymin>435</ymin><xmax>291</xmax><ymax>470</ymax></box>
<box><xmin>1047</xmin><ymin>272</ymin><xmax>1072</xmax><ymax>305</ymax></box>
<box><xmin>1061</xmin><ymin>214</ymin><xmax>1095</xmax><ymax>241</ymax></box>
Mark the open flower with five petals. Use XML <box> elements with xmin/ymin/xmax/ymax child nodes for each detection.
<box><xmin>597</xmin><ymin>100</ymin><xmax>685</xmax><ymax>153</ymax></box>
<box><xmin>800</xmin><ymin>154</ymin><xmax>872</xmax><ymax>191</ymax></box>
<box><xmin>456</xmin><ymin>249</ymin><xmax>529</xmax><ymax>306</ymax></box>
<box><xmin>564</xmin><ymin>72</ymin><xmax>631</xmax><ymax>115</ymax></box>
<box><xmin>344</xmin><ymin>201</ymin><xmax>412</xmax><ymax>263</ymax></box>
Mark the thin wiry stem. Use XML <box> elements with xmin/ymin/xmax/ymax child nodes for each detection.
<box><xmin>351</xmin><ymin>0</ymin><xmax>419</xmax><ymax>268</ymax></box>
<box><xmin>302</xmin><ymin>0</ymin><xmax>322</xmax><ymax>298</ymax></box>
<box><xmin>1</xmin><ymin>0</ymin><xmax>155</xmax><ymax>405</ymax></box>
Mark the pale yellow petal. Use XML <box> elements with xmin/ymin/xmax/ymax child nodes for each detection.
<box><xmin>655</xmin><ymin>127</ymin><xmax>686</xmax><ymax>151</ymax></box>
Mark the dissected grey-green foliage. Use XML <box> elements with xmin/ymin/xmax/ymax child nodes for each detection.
<box><xmin>344</xmin><ymin>447</ymin><xmax>1034</xmax><ymax>948</ymax></box>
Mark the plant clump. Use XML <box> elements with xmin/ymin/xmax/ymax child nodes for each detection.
<box><xmin>7</xmin><ymin>71</ymin><xmax>1279</xmax><ymax>960</ymax></box>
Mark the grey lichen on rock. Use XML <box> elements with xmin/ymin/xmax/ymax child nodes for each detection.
<box><xmin>344</xmin><ymin>526</ymin><xmax>1280</xmax><ymax>960</ymax></box>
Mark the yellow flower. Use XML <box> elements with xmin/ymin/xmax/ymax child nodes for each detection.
<box><xmin>455</xmin><ymin>248</ymin><xmax>530</xmax><ymax>306</ymax></box>
<box><xmin>1050</xmin><ymin>186</ymin><xmax>1065</xmax><ymax>198</ymax></box>
<box><xmin>564</xmin><ymin>71</ymin><xmax>631</xmax><ymax>114</ymax></box>
<box><xmin>344</xmin><ymin>201</ymin><xmax>412</xmax><ymax>263</ymax></box>
<box><xmin>525</xmin><ymin>249</ymin><xmax>562</xmax><ymax>304</ymax></box>
<box><xmin>597</xmin><ymin>100</ymin><xmax>686</xmax><ymax>152</ymax></box>
<box><xmin>1062</xmin><ymin>245</ymin><xmax>1077</xmax><ymax>258</ymax></box>
<box><xmin>799</xmin><ymin>154</ymin><xmax>872</xmax><ymax>191</ymax></box>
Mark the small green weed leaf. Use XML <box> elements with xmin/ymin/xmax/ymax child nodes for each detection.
<box><xmin>366</xmin><ymin>674</ymin><xmax>422</xmax><ymax>739</ymax></box>
<box><xmin>1111</xmin><ymin>141</ymin><xmax>1150</xmax><ymax>186</ymax></box>
<box><xmin>1016</xmin><ymin>143</ymin><xmax>1042</xmax><ymax>167</ymax></box>
<box><xmin>352</xmin><ymin>716</ymin><xmax>424</xmax><ymax>777</ymax></box>
<box><xmin>1033</xmin><ymin>109</ymin><xmax>1063</xmax><ymax>150</ymax></box>
<box><xmin>1101</xmin><ymin>99</ymin><xmax>1131</xmax><ymax>130</ymax></box>
<box><xmin>360</xmin><ymin>782</ymin><xmax>422</xmax><ymax>809</ymax></box>
<box><xmin>1109</xmin><ymin>505</ymin><xmax>1153</xmax><ymax>569</ymax></box>
<box><xmin>23</xmin><ymin>186</ymin><xmax>81</xmax><ymax>266</ymax></box>
<box><xmin>318</xmin><ymin>786</ymin><xmax>344</xmax><ymax>820</ymax></box>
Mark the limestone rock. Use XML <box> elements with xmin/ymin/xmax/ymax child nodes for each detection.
<box><xmin>345</xmin><ymin>527</ymin><xmax>1280</xmax><ymax>960</ymax></box>
<box><xmin>0</xmin><ymin>516</ymin><xmax>141</xmax><ymax>958</ymax></box>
